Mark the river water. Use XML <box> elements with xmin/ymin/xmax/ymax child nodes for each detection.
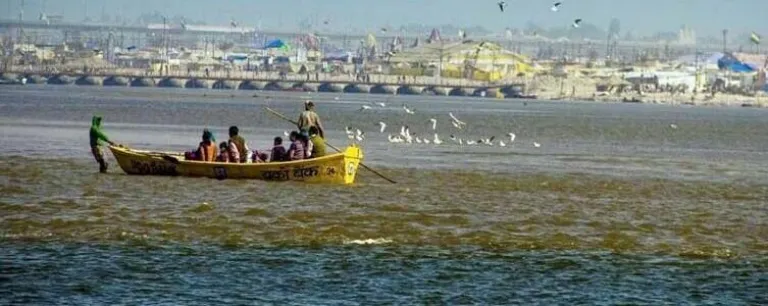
<box><xmin>1</xmin><ymin>86</ymin><xmax>766</xmax><ymax>304</ymax></box>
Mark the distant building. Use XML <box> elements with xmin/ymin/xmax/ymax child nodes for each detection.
<box><xmin>678</xmin><ymin>25</ymin><xmax>696</xmax><ymax>45</ymax></box>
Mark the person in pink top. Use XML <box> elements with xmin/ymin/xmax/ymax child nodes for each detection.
<box><xmin>286</xmin><ymin>131</ymin><xmax>305</xmax><ymax>161</ymax></box>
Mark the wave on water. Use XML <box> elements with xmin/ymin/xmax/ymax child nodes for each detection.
<box><xmin>343</xmin><ymin>238</ymin><xmax>394</xmax><ymax>245</ymax></box>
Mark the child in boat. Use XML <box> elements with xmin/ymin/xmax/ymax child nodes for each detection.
<box><xmin>287</xmin><ymin>131</ymin><xmax>305</xmax><ymax>161</ymax></box>
<box><xmin>197</xmin><ymin>129</ymin><xmax>218</xmax><ymax>162</ymax></box>
<box><xmin>252</xmin><ymin>151</ymin><xmax>269</xmax><ymax>163</ymax></box>
<box><xmin>216</xmin><ymin>142</ymin><xmax>230</xmax><ymax>162</ymax></box>
<box><xmin>270</xmin><ymin>137</ymin><xmax>287</xmax><ymax>162</ymax></box>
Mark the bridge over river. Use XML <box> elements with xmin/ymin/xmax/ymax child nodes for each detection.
<box><xmin>0</xmin><ymin>69</ymin><xmax>526</xmax><ymax>97</ymax></box>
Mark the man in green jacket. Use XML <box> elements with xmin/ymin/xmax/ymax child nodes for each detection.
<box><xmin>90</xmin><ymin>115</ymin><xmax>118</xmax><ymax>173</ymax></box>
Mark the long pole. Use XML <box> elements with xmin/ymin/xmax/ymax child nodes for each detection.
<box><xmin>18</xmin><ymin>0</ymin><xmax>25</xmax><ymax>44</ymax></box>
<box><xmin>722</xmin><ymin>29</ymin><xmax>728</xmax><ymax>53</ymax></box>
<box><xmin>264</xmin><ymin>107</ymin><xmax>397</xmax><ymax>184</ymax></box>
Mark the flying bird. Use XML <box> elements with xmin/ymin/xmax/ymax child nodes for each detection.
<box><xmin>403</xmin><ymin>104</ymin><xmax>415</xmax><ymax>114</ymax></box>
<box><xmin>497</xmin><ymin>1</ymin><xmax>507</xmax><ymax>12</ymax></box>
<box><xmin>551</xmin><ymin>2</ymin><xmax>562</xmax><ymax>12</ymax></box>
<box><xmin>359</xmin><ymin>105</ymin><xmax>372</xmax><ymax>111</ymax></box>
<box><xmin>572</xmin><ymin>19</ymin><xmax>582</xmax><ymax>28</ymax></box>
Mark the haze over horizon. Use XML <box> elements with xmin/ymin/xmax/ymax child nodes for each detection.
<box><xmin>5</xmin><ymin>0</ymin><xmax>767</xmax><ymax>36</ymax></box>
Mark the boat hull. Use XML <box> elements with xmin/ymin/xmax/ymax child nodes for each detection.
<box><xmin>108</xmin><ymin>145</ymin><xmax>363</xmax><ymax>184</ymax></box>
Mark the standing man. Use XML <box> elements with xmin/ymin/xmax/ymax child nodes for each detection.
<box><xmin>297</xmin><ymin>100</ymin><xmax>325</xmax><ymax>139</ymax></box>
<box><xmin>89</xmin><ymin>115</ymin><xmax>118</xmax><ymax>173</ymax></box>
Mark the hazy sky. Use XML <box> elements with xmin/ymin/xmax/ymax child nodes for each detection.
<box><xmin>6</xmin><ymin>0</ymin><xmax>768</xmax><ymax>35</ymax></box>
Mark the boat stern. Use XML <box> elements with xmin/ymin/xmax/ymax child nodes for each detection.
<box><xmin>342</xmin><ymin>145</ymin><xmax>364</xmax><ymax>184</ymax></box>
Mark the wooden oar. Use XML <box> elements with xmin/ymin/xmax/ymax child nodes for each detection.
<box><xmin>265</xmin><ymin>107</ymin><xmax>397</xmax><ymax>184</ymax></box>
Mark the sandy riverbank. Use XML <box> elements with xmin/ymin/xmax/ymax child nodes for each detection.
<box><xmin>526</xmin><ymin>75</ymin><xmax>768</xmax><ymax>108</ymax></box>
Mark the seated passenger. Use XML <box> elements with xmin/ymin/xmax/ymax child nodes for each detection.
<box><xmin>287</xmin><ymin>131</ymin><xmax>305</xmax><ymax>161</ymax></box>
<box><xmin>308</xmin><ymin>126</ymin><xmax>326</xmax><ymax>158</ymax></box>
<box><xmin>227</xmin><ymin>139</ymin><xmax>240</xmax><ymax>162</ymax></box>
<box><xmin>197</xmin><ymin>129</ymin><xmax>218</xmax><ymax>162</ymax></box>
<box><xmin>216</xmin><ymin>142</ymin><xmax>230</xmax><ymax>162</ymax></box>
<box><xmin>252</xmin><ymin>151</ymin><xmax>269</xmax><ymax>163</ymax></box>
<box><xmin>270</xmin><ymin>137</ymin><xmax>287</xmax><ymax>162</ymax></box>
<box><xmin>228</xmin><ymin>126</ymin><xmax>249</xmax><ymax>163</ymax></box>
<box><xmin>184</xmin><ymin>151</ymin><xmax>198</xmax><ymax>161</ymax></box>
<box><xmin>302</xmin><ymin>132</ymin><xmax>313</xmax><ymax>158</ymax></box>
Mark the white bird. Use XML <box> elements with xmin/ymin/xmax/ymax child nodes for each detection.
<box><xmin>423</xmin><ymin>138</ymin><xmax>431</xmax><ymax>144</ymax></box>
<box><xmin>378</xmin><ymin>122</ymin><xmax>387</xmax><ymax>133</ymax></box>
<box><xmin>449</xmin><ymin>112</ymin><xmax>466</xmax><ymax>126</ymax></box>
<box><xmin>359</xmin><ymin>105</ymin><xmax>372</xmax><ymax>111</ymax></box>
<box><xmin>355</xmin><ymin>129</ymin><xmax>365</xmax><ymax>142</ymax></box>
<box><xmin>508</xmin><ymin>132</ymin><xmax>516</xmax><ymax>143</ymax></box>
<box><xmin>450</xmin><ymin>134</ymin><xmax>457</xmax><ymax>142</ymax></box>
<box><xmin>451</xmin><ymin>121</ymin><xmax>463</xmax><ymax>130</ymax></box>
<box><xmin>377</xmin><ymin>102</ymin><xmax>386</xmax><ymax>107</ymax></box>
<box><xmin>670</xmin><ymin>124</ymin><xmax>678</xmax><ymax>129</ymax></box>
<box><xmin>345</xmin><ymin>126</ymin><xmax>354</xmax><ymax>139</ymax></box>
<box><xmin>283</xmin><ymin>130</ymin><xmax>289</xmax><ymax>137</ymax></box>
<box><xmin>550</xmin><ymin>2</ymin><xmax>562</xmax><ymax>12</ymax></box>
<box><xmin>499</xmin><ymin>140</ymin><xmax>506</xmax><ymax>147</ymax></box>
<box><xmin>356</xmin><ymin>128</ymin><xmax>363</xmax><ymax>138</ymax></box>
<box><xmin>480</xmin><ymin>136</ymin><xmax>495</xmax><ymax>146</ymax></box>
<box><xmin>387</xmin><ymin>134</ymin><xmax>403</xmax><ymax>143</ymax></box>
<box><xmin>458</xmin><ymin>139</ymin><xmax>464</xmax><ymax>145</ymax></box>
<box><xmin>400</xmin><ymin>126</ymin><xmax>408</xmax><ymax>138</ymax></box>
<box><xmin>415</xmin><ymin>137</ymin><xmax>423</xmax><ymax>144</ymax></box>
<box><xmin>429</xmin><ymin>118</ymin><xmax>437</xmax><ymax>130</ymax></box>
<box><xmin>466</xmin><ymin>140</ymin><xmax>477</xmax><ymax>145</ymax></box>
<box><xmin>334</xmin><ymin>96</ymin><xmax>340</xmax><ymax>100</ymax></box>
<box><xmin>403</xmin><ymin>105</ymin><xmax>415</xmax><ymax>114</ymax></box>
<box><xmin>433</xmin><ymin>134</ymin><xmax>443</xmax><ymax>145</ymax></box>
<box><xmin>533</xmin><ymin>142</ymin><xmax>541</xmax><ymax>148</ymax></box>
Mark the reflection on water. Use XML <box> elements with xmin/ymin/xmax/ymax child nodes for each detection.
<box><xmin>1</xmin><ymin>86</ymin><xmax>767</xmax><ymax>303</ymax></box>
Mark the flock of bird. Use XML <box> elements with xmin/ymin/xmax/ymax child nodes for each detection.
<box><xmin>497</xmin><ymin>1</ymin><xmax>582</xmax><ymax>28</ymax></box>
<box><xmin>338</xmin><ymin>102</ymin><xmax>542</xmax><ymax>149</ymax></box>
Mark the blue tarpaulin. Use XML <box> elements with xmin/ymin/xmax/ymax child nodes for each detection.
<box><xmin>718</xmin><ymin>54</ymin><xmax>755</xmax><ymax>72</ymax></box>
<box><xmin>264</xmin><ymin>39</ymin><xmax>289</xmax><ymax>49</ymax></box>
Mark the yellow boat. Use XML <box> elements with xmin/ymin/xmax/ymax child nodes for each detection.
<box><xmin>108</xmin><ymin>145</ymin><xmax>364</xmax><ymax>184</ymax></box>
